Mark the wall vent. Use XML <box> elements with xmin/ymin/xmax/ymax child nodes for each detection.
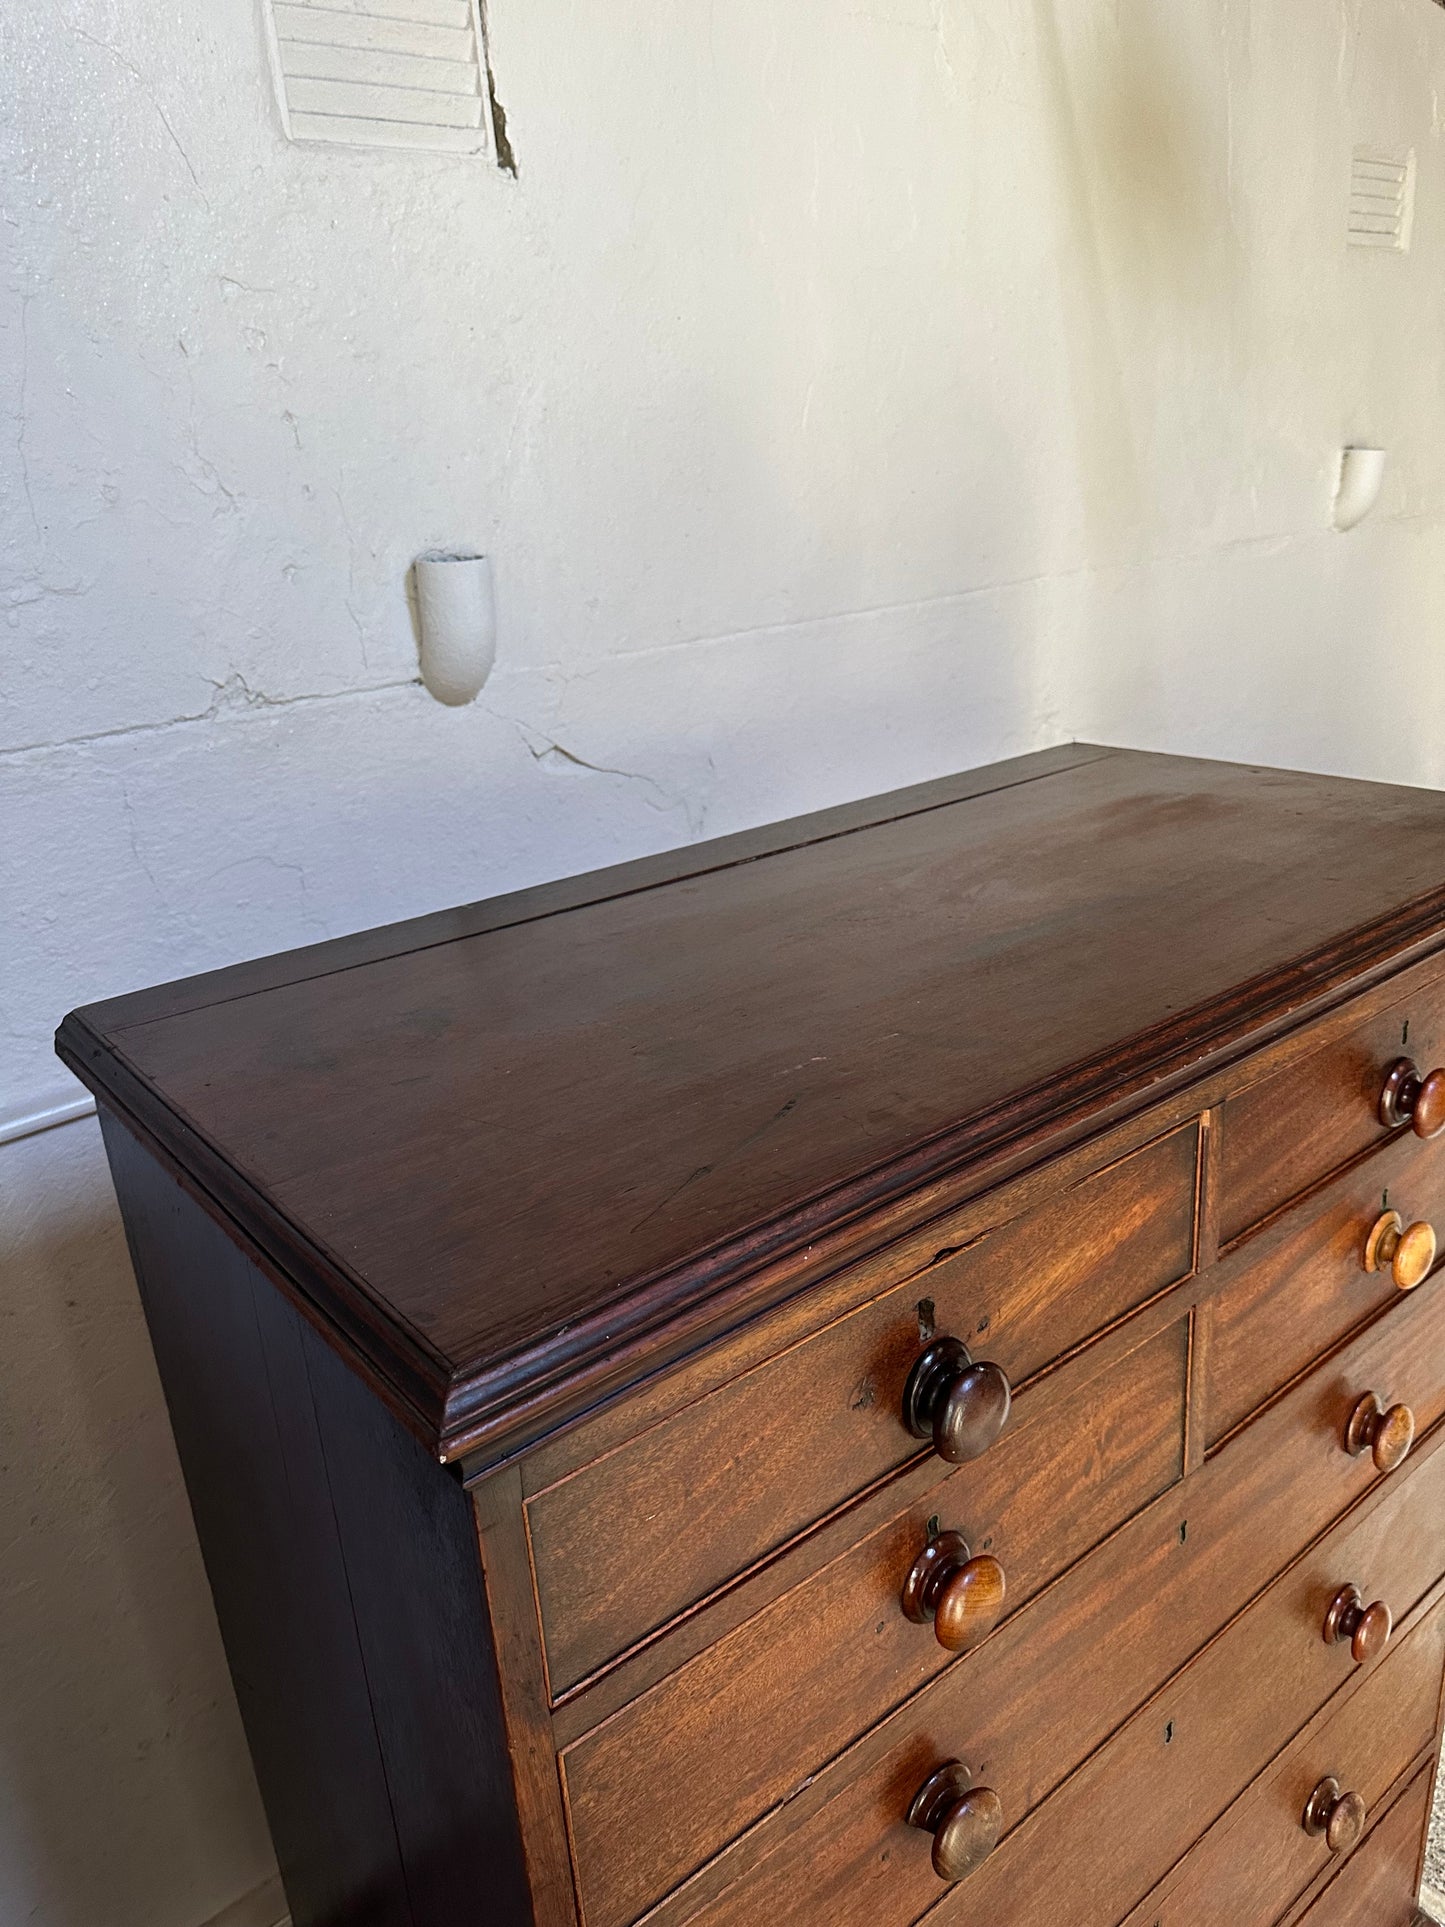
<box><xmin>1347</xmin><ymin>148</ymin><xmax>1415</xmax><ymax>251</ymax></box>
<box><xmin>264</xmin><ymin>0</ymin><xmax>493</xmax><ymax>156</ymax></box>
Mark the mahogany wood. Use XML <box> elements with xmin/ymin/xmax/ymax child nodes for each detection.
<box><xmin>900</xmin><ymin>1531</ymin><xmax>1008</xmax><ymax>1652</ymax></box>
<box><xmin>630</xmin><ymin>1311</ymin><xmax>1445</xmax><ymax>1927</ymax></box>
<box><xmin>526</xmin><ymin>1125</ymin><xmax>1193</xmax><ymax>1696</ymax></box>
<box><xmin>1288</xmin><ymin>1766</ymin><xmax>1434</xmax><ymax>1927</ymax></box>
<box><xmin>1380</xmin><ymin>1056</ymin><xmax>1445</xmax><ymax>1139</ymax></box>
<box><xmin>1220</xmin><ymin>974</ymin><xmax>1445</xmax><ymax>1249</ymax></box>
<box><xmin>560</xmin><ymin>1323</ymin><xmax>1188</xmax><ymax>1927</ymax></box>
<box><xmin>1120</xmin><ymin>1604</ymin><xmax>1445</xmax><ymax>1927</ymax></box>
<box><xmin>651</xmin><ymin>1479</ymin><xmax>1445</xmax><ymax>1927</ymax></box>
<box><xmin>906</xmin><ymin>1761</ymin><xmax>1003</xmax><ymax>1881</ymax></box>
<box><xmin>100</xmin><ymin>1117</ymin><xmax>531</xmax><ymax>1927</ymax></box>
<box><xmin>1202</xmin><ymin>1124</ymin><xmax>1445</xmax><ymax>1450</ymax></box>
<box><xmin>900</xmin><ymin>1339</ymin><xmax>1012</xmax><ymax>1463</ymax></box>
<box><xmin>65</xmin><ymin>751</ymin><xmax>1445</xmax><ymax>1927</ymax></box>
<box><xmin>1323</xmin><ymin>1583</ymin><xmax>1393</xmax><ymax>1665</ymax></box>
<box><xmin>1347</xmin><ymin>1391</ymin><xmax>1417</xmax><ymax>1474</ymax></box>
<box><xmin>58</xmin><ymin>750</ymin><xmax>1445</xmax><ymax>1463</ymax></box>
<box><xmin>1364</xmin><ymin>1209</ymin><xmax>1438</xmax><ymax>1290</ymax></box>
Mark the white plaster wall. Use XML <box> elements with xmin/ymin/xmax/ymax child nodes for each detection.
<box><xmin>4</xmin><ymin>2</ymin><xmax>1445</xmax><ymax>1922</ymax></box>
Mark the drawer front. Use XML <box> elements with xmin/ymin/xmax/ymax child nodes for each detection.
<box><xmin>529</xmin><ymin>1125</ymin><xmax>1196</xmax><ymax>1695</ymax></box>
<box><xmin>1204</xmin><ymin>1124</ymin><xmax>1445</xmax><ymax>1450</ymax></box>
<box><xmin>651</xmin><ymin>1319</ymin><xmax>1445</xmax><ymax>1927</ymax></box>
<box><xmin>1220</xmin><ymin>972</ymin><xmax>1445</xmax><ymax>1247</ymax></box>
<box><xmin>1121</xmin><ymin>1596</ymin><xmax>1445</xmax><ymax>1927</ymax></box>
<box><xmin>1288</xmin><ymin>1765</ymin><xmax>1432</xmax><ymax>1927</ymax></box>
<box><xmin>564</xmin><ymin>1320</ymin><xmax>1188</xmax><ymax>1927</ymax></box>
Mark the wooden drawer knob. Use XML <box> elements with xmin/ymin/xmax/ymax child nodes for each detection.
<box><xmin>902</xmin><ymin>1338</ymin><xmax>1012</xmax><ymax>1464</ymax></box>
<box><xmin>1344</xmin><ymin>1391</ymin><xmax>1415</xmax><ymax>1473</ymax></box>
<box><xmin>1322</xmin><ymin>1583</ymin><xmax>1392</xmax><ymax>1664</ymax></box>
<box><xmin>1302</xmin><ymin>1777</ymin><xmax>1367</xmax><ymax>1854</ymax></box>
<box><xmin>908</xmin><ymin>1761</ymin><xmax>1004</xmax><ymax>1882</ymax></box>
<box><xmin>901</xmin><ymin>1530</ymin><xmax>1007</xmax><ymax>1652</ymax></box>
<box><xmin>1363</xmin><ymin>1209</ymin><xmax>1437</xmax><ymax>1291</ymax></box>
<box><xmin>1379</xmin><ymin>1057</ymin><xmax>1445</xmax><ymax>1138</ymax></box>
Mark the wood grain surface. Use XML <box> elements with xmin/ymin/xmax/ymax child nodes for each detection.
<box><xmin>527</xmin><ymin>1126</ymin><xmax>1193</xmax><ymax>1695</ymax></box>
<box><xmin>561</xmin><ymin>1322</ymin><xmax>1188</xmax><ymax>1927</ymax></box>
<box><xmin>1286</xmin><ymin>1765</ymin><xmax>1434</xmax><ymax>1927</ymax></box>
<box><xmin>1120</xmin><ymin>1606</ymin><xmax>1445</xmax><ymax>1926</ymax></box>
<box><xmin>57</xmin><ymin>747</ymin><xmax>1445</xmax><ymax>1462</ymax></box>
<box><xmin>671</xmin><ymin>1457</ymin><xmax>1445</xmax><ymax>1927</ymax></box>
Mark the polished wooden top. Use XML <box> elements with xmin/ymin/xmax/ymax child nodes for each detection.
<box><xmin>57</xmin><ymin>745</ymin><xmax>1445</xmax><ymax>1464</ymax></box>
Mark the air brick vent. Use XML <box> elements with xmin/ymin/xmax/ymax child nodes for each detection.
<box><xmin>265</xmin><ymin>0</ymin><xmax>492</xmax><ymax>156</ymax></box>
<box><xmin>1347</xmin><ymin>148</ymin><xmax>1415</xmax><ymax>252</ymax></box>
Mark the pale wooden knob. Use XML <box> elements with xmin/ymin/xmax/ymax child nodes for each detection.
<box><xmin>1363</xmin><ymin>1209</ymin><xmax>1436</xmax><ymax>1291</ymax></box>
<box><xmin>1344</xmin><ymin>1392</ymin><xmax>1414</xmax><ymax>1473</ymax></box>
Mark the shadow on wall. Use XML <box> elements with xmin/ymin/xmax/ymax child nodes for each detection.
<box><xmin>0</xmin><ymin>1117</ymin><xmax>275</xmax><ymax>1927</ymax></box>
<box><xmin>1029</xmin><ymin>0</ymin><xmax>1246</xmax><ymax>575</ymax></box>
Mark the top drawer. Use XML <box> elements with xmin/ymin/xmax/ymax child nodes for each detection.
<box><xmin>1220</xmin><ymin>969</ymin><xmax>1445</xmax><ymax>1246</ymax></box>
<box><xmin>526</xmin><ymin>1123</ymin><xmax>1196</xmax><ymax>1696</ymax></box>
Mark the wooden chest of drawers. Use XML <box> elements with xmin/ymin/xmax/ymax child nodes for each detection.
<box><xmin>57</xmin><ymin>744</ymin><xmax>1445</xmax><ymax>1927</ymax></box>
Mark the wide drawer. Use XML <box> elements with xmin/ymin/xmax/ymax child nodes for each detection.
<box><xmin>528</xmin><ymin>1124</ymin><xmax>1196</xmax><ymax>1695</ymax></box>
<box><xmin>563</xmin><ymin>1319</ymin><xmax>1188</xmax><ymax>1927</ymax></box>
<box><xmin>642</xmin><ymin>1299</ymin><xmax>1445</xmax><ymax>1927</ymax></box>
<box><xmin>1219</xmin><ymin>969</ymin><xmax>1445</xmax><ymax>1247</ymax></box>
<box><xmin>1203</xmin><ymin>1123</ymin><xmax>1445</xmax><ymax>1450</ymax></box>
<box><xmin>1287</xmin><ymin>1764</ymin><xmax>1433</xmax><ymax>1927</ymax></box>
<box><xmin>1121</xmin><ymin>1593</ymin><xmax>1445</xmax><ymax>1927</ymax></box>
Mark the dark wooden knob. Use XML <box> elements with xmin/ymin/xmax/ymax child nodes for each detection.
<box><xmin>902</xmin><ymin>1337</ymin><xmax>1012</xmax><ymax>1463</ymax></box>
<box><xmin>1344</xmin><ymin>1391</ymin><xmax>1415</xmax><ymax>1473</ymax></box>
<box><xmin>1379</xmin><ymin>1057</ymin><xmax>1445</xmax><ymax>1138</ymax></box>
<box><xmin>1302</xmin><ymin>1776</ymin><xmax>1367</xmax><ymax>1854</ymax></box>
<box><xmin>1362</xmin><ymin>1209</ymin><xmax>1437</xmax><ymax>1291</ymax></box>
<box><xmin>901</xmin><ymin>1530</ymin><xmax>1007</xmax><ymax>1652</ymax></box>
<box><xmin>1322</xmin><ymin>1583</ymin><xmax>1392</xmax><ymax>1664</ymax></box>
<box><xmin>908</xmin><ymin>1761</ymin><xmax>1004</xmax><ymax>1882</ymax></box>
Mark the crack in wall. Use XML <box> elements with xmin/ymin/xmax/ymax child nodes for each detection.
<box><xmin>478</xmin><ymin>0</ymin><xmax>518</xmax><ymax>175</ymax></box>
<box><xmin>1</xmin><ymin>674</ymin><xmax>421</xmax><ymax>762</ymax></box>
<box><xmin>70</xmin><ymin>24</ymin><xmax>210</xmax><ymax>208</ymax></box>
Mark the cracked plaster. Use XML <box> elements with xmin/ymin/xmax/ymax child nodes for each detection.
<box><xmin>8</xmin><ymin>1</ymin><xmax>1445</xmax><ymax>1922</ymax></box>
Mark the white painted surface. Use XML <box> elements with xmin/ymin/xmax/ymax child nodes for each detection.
<box><xmin>414</xmin><ymin>550</ymin><xmax>496</xmax><ymax>702</ymax></box>
<box><xmin>4</xmin><ymin>0</ymin><xmax>1445</xmax><ymax>1921</ymax></box>
<box><xmin>1334</xmin><ymin>445</ymin><xmax>1388</xmax><ymax>531</ymax></box>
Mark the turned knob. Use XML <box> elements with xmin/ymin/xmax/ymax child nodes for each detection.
<box><xmin>902</xmin><ymin>1337</ymin><xmax>1012</xmax><ymax>1464</ymax></box>
<box><xmin>901</xmin><ymin>1530</ymin><xmax>1007</xmax><ymax>1652</ymax></box>
<box><xmin>1379</xmin><ymin>1057</ymin><xmax>1445</xmax><ymax>1139</ymax></box>
<box><xmin>1363</xmin><ymin>1209</ymin><xmax>1437</xmax><ymax>1291</ymax></box>
<box><xmin>908</xmin><ymin>1761</ymin><xmax>1004</xmax><ymax>1882</ymax></box>
<box><xmin>1344</xmin><ymin>1391</ymin><xmax>1415</xmax><ymax>1473</ymax></box>
<box><xmin>1302</xmin><ymin>1777</ymin><xmax>1367</xmax><ymax>1854</ymax></box>
<box><xmin>1322</xmin><ymin>1583</ymin><xmax>1392</xmax><ymax>1664</ymax></box>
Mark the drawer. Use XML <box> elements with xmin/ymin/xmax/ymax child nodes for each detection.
<box><xmin>1121</xmin><ymin>1594</ymin><xmax>1445</xmax><ymax>1927</ymax></box>
<box><xmin>1220</xmin><ymin>971</ymin><xmax>1445</xmax><ymax>1247</ymax></box>
<box><xmin>647</xmin><ymin>1329</ymin><xmax>1445</xmax><ymax>1927</ymax></box>
<box><xmin>563</xmin><ymin>1319</ymin><xmax>1188</xmax><ymax>1927</ymax></box>
<box><xmin>1287</xmin><ymin>1764</ymin><xmax>1432</xmax><ymax>1927</ymax></box>
<box><xmin>1204</xmin><ymin>1124</ymin><xmax>1445</xmax><ymax>1450</ymax></box>
<box><xmin>528</xmin><ymin>1124</ymin><xmax>1196</xmax><ymax>1695</ymax></box>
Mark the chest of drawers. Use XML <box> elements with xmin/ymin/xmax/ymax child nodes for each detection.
<box><xmin>57</xmin><ymin>744</ymin><xmax>1445</xmax><ymax>1927</ymax></box>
